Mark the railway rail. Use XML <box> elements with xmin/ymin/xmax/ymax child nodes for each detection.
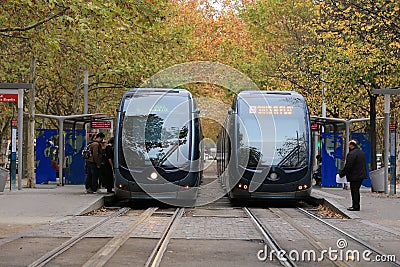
<box><xmin>25</xmin><ymin>207</ymin><xmax>183</xmax><ymax>267</ymax></box>
<box><xmin>0</xmin><ymin>196</ymin><xmax>398</xmax><ymax>267</ymax></box>
<box><xmin>244</xmin><ymin>206</ymin><xmax>399</xmax><ymax>267</ymax></box>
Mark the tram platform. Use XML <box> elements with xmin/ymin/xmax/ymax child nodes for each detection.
<box><xmin>0</xmin><ymin>183</ymin><xmax>107</xmax><ymax>238</ymax></box>
<box><xmin>311</xmin><ymin>184</ymin><xmax>400</xmax><ymax>234</ymax></box>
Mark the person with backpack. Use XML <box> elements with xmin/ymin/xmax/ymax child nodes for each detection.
<box><xmin>84</xmin><ymin>132</ymin><xmax>105</xmax><ymax>193</ymax></box>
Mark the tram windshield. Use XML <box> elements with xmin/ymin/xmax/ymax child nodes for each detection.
<box><xmin>121</xmin><ymin>93</ymin><xmax>191</xmax><ymax>169</ymax></box>
<box><xmin>237</xmin><ymin>94</ymin><xmax>308</xmax><ymax>169</ymax></box>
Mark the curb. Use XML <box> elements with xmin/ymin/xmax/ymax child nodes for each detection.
<box><xmin>73</xmin><ymin>196</ymin><xmax>105</xmax><ymax>215</ymax></box>
<box><xmin>307</xmin><ymin>194</ymin><xmax>355</xmax><ymax>219</ymax></box>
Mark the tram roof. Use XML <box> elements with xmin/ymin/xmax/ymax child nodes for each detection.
<box><xmin>127</xmin><ymin>88</ymin><xmax>190</xmax><ymax>95</ymax></box>
<box><xmin>238</xmin><ymin>90</ymin><xmax>300</xmax><ymax>96</ymax></box>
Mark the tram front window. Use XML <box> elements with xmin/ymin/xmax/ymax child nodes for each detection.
<box><xmin>237</xmin><ymin>96</ymin><xmax>308</xmax><ymax>169</ymax></box>
<box><xmin>122</xmin><ymin>94</ymin><xmax>191</xmax><ymax>169</ymax></box>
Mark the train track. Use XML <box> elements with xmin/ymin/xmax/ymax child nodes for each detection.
<box><xmin>26</xmin><ymin>207</ymin><xmax>183</xmax><ymax>267</ymax></box>
<box><xmin>244</xmin><ymin>207</ymin><xmax>297</xmax><ymax>267</ymax></box>
<box><xmin>144</xmin><ymin>208</ymin><xmax>184</xmax><ymax>267</ymax></box>
<box><xmin>1</xmin><ymin>200</ymin><xmax>398</xmax><ymax>266</ymax></box>
<box><xmin>29</xmin><ymin>207</ymin><xmax>132</xmax><ymax>267</ymax></box>
<box><xmin>245</xmin><ymin>206</ymin><xmax>399</xmax><ymax>267</ymax></box>
<box><xmin>298</xmin><ymin>207</ymin><xmax>400</xmax><ymax>267</ymax></box>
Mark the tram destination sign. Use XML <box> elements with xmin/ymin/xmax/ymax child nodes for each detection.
<box><xmin>0</xmin><ymin>93</ymin><xmax>18</xmax><ymax>102</ymax></box>
<box><xmin>91</xmin><ymin>121</ymin><xmax>112</xmax><ymax>129</ymax></box>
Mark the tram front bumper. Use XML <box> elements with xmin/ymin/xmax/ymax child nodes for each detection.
<box><xmin>229</xmin><ymin>186</ymin><xmax>311</xmax><ymax>200</ymax></box>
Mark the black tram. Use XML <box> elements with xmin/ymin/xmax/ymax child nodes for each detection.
<box><xmin>114</xmin><ymin>88</ymin><xmax>203</xmax><ymax>204</ymax></box>
<box><xmin>217</xmin><ymin>91</ymin><xmax>312</xmax><ymax>201</ymax></box>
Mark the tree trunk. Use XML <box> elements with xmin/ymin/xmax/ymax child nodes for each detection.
<box><xmin>26</xmin><ymin>56</ymin><xmax>36</xmax><ymax>188</ymax></box>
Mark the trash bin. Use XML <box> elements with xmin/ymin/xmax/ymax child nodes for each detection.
<box><xmin>0</xmin><ymin>167</ymin><xmax>8</xmax><ymax>192</ymax></box>
<box><xmin>370</xmin><ymin>167</ymin><xmax>385</xmax><ymax>193</ymax></box>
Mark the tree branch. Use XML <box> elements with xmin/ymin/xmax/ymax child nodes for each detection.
<box><xmin>0</xmin><ymin>7</ymin><xmax>69</xmax><ymax>33</ymax></box>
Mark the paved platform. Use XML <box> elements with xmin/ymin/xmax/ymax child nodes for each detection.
<box><xmin>311</xmin><ymin>184</ymin><xmax>400</xmax><ymax>234</ymax></box>
<box><xmin>0</xmin><ymin>184</ymin><xmax>106</xmax><ymax>238</ymax></box>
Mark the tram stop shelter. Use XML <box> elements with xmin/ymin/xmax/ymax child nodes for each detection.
<box><xmin>310</xmin><ymin>116</ymin><xmax>380</xmax><ymax>188</ymax></box>
<box><xmin>35</xmin><ymin>113</ymin><xmax>113</xmax><ymax>185</ymax></box>
<box><xmin>311</xmin><ymin>116</ymin><xmax>373</xmax><ymax>154</ymax></box>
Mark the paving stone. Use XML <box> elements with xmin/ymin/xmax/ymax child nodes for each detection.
<box><xmin>173</xmin><ymin>217</ymin><xmax>261</xmax><ymax>240</ymax></box>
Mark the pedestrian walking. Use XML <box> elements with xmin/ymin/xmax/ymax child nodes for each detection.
<box><xmin>339</xmin><ymin>140</ymin><xmax>367</xmax><ymax>211</ymax></box>
<box><xmin>85</xmin><ymin>132</ymin><xmax>105</xmax><ymax>193</ymax></box>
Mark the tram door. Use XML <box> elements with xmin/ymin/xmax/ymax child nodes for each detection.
<box><xmin>321</xmin><ymin>132</ymin><xmax>343</xmax><ymax>187</ymax></box>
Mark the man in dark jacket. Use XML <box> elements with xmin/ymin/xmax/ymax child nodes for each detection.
<box><xmin>339</xmin><ymin>140</ymin><xmax>367</xmax><ymax>211</ymax></box>
<box><xmin>85</xmin><ymin>132</ymin><xmax>105</xmax><ymax>193</ymax></box>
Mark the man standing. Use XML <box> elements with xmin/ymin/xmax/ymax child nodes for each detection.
<box><xmin>85</xmin><ymin>132</ymin><xmax>105</xmax><ymax>193</ymax></box>
<box><xmin>339</xmin><ymin>140</ymin><xmax>367</xmax><ymax>211</ymax></box>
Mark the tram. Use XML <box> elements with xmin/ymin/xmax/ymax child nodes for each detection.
<box><xmin>114</xmin><ymin>88</ymin><xmax>203</xmax><ymax>204</ymax></box>
<box><xmin>217</xmin><ymin>91</ymin><xmax>312</xmax><ymax>201</ymax></box>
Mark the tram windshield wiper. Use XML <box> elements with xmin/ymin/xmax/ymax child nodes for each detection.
<box><xmin>277</xmin><ymin>131</ymin><xmax>304</xmax><ymax>168</ymax></box>
<box><xmin>156</xmin><ymin>142</ymin><xmax>180</xmax><ymax>167</ymax></box>
<box><xmin>155</xmin><ymin>126</ymin><xmax>188</xmax><ymax>167</ymax></box>
<box><xmin>277</xmin><ymin>145</ymin><xmax>300</xmax><ymax>167</ymax></box>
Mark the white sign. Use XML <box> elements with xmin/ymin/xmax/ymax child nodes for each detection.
<box><xmin>11</xmin><ymin>128</ymin><xmax>17</xmax><ymax>152</ymax></box>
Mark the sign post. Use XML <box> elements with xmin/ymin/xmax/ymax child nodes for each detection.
<box><xmin>390</xmin><ymin>123</ymin><xmax>396</xmax><ymax>195</ymax></box>
<box><xmin>373</xmin><ymin>89</ymin><xmax>400</xmax><ymax>195</ymax></box>
<box><xmin>10</xmin><ymin>120</ymin><xmax>17</xmax><ymax>189</ymax></box>
<box><xmin>0</xmin><ymin>83</ymin><xmax>32</xmax><ymax>190</ymax></box>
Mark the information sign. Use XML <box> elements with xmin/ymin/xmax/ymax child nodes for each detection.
<box><xmin>91</xmin><ymin>121</ymin><xmax>112</xmax><ymax>129</ymax></box>
<box><xmin>0</xmin><ymin>94</ymin><xmax>18</xmax><ymax>102</ymax></box>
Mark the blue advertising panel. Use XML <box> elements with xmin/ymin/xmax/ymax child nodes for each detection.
<box><xmin>321</xmin><ymin>132</ymin><xmax>343</xmax><ymax>187</ymax></box>
<box><xmin>36</xmin><ymin>129</ymin><xmax>58</xmax><ymax>184</ymax></box>
<box><xmin>351</xmin><ymin>132</ymin><xmax>371</xmax><ymax>187</ymax></box>
<box><xmin>64</xmin><ymin>130</ymin><xmax>86</xmax><ymax>184</ymax></box>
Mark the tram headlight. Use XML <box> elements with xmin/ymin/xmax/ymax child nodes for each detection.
<box><xmin>149</xmin><ymin>172</ymin><xmax>158</xmax><ymax>181</ymax></box>
<box><xmin>267</xmin><ymin>172</ymin><xmax>279</xmax><ymax>181</ymax></box>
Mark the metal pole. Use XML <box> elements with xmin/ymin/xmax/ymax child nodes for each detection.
<box><xmin>58</xmin><ymin>119</ymin><xmax>64</xmax><ymax>186</ymax></box>
<box><xmin>313</xmin><ymin>131</ymin><xmax>319</xmax><ymax>170</ymax></box>
<box><xmin>322</xmin><ymin>95</ymin><xmax>326</xmax><ymax>118</ymax></box>
<box><xmin>341</xmin><ymin>121</ymin><xmax>350</xmax><ymax>180</ymax></box>
<box><xmin>84</xmin><ymin>69</ymin><xmax>89</xmax><ymax>114</ymax></box>
<box><xmin>110</xmin><ymin>119</ymin><xmax>114</xmax><ymax>137</ymax></box>
<box><xmin>390</xmin><ymin>126</ymin><xmax>396</xmax><ymax>195</ymax></box>
<box><xmin>17</xmin><ymin>89</ymin><xmax>24</xmax><ymax>190</ymax></box>
<box><xmin>383</xmin><ymin>95</ymin><xmax>390</xmax><ymax>194</ymax></box>
<box><xmin>10</xmin><ymin>121</ymin><xmax>17</xmax><ymax>190</ymax></box>
<box><xmin>322</xmin><ymin>86</ymin><xmax>326</xmax><ymax>133</ymax></box>
<box><xmin>345</xmin><ymin>121</ymin><xmax>350</xmax><ymax>155</ymax></box>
